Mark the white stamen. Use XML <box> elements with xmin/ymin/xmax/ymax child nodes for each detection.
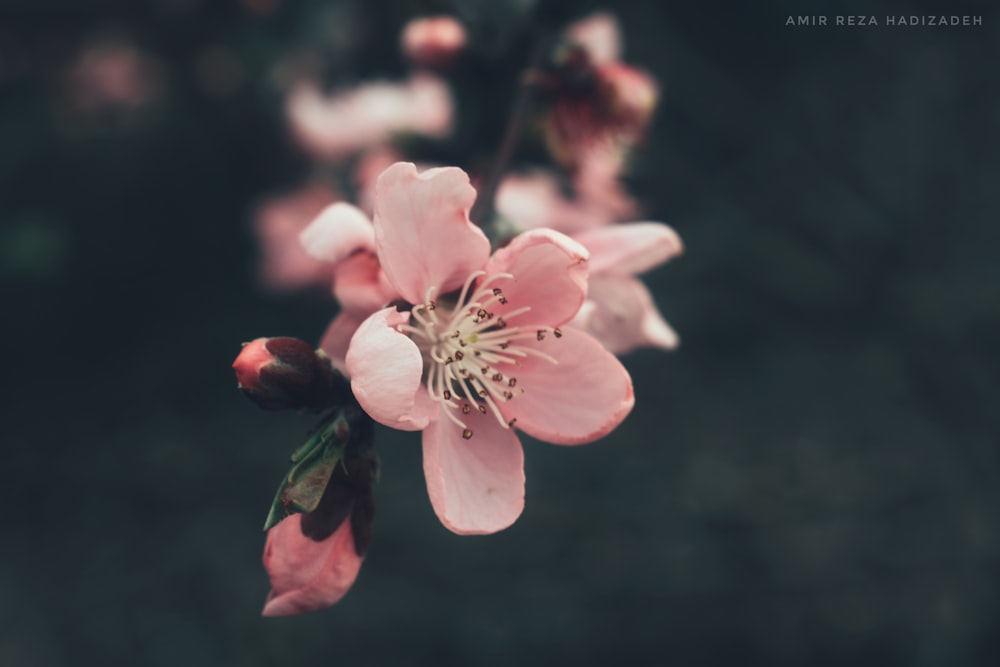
<box><xmin>397</xmin><ymin>270</ymin><xmax>561</xmax><ymax>438</ymax></box>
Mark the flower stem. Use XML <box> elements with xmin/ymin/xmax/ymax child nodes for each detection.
<box><xmin>470</xmin><ymin>37</ymin><xmax>549</xmax><ymax>226</ymax></box>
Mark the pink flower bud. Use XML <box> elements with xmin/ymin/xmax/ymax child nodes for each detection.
<box><xmin>233</xmin><ymin>337</ymin><xmax>344</xmax><ymax>410</ymax></box>
<box><xmin>262</xmin><ymin>441</ymin><xmax>377</xmax><ymax>616</ymax></box>
<box><xmin>401</xmin><ymin>16</ymin><xmax>467</xmax><ymax>69</ymax></box>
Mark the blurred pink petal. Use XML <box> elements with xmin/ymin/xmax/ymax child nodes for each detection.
<box><xmin>254</xmin><ymin>185</ymin><xmax>339</xmax><ymax>290</ymax></box>
<box><xmin>573</xmin><ymin>222</ymin><xmax>683</xmax><ymax>276</ymax></box>
<box><xmin>287</xmin><ymin>75</ymin><xmax>453</xmax><ymax>162</ymax></box>
<box><xmin>300</xmin><ymin>202</ymin><xmax>375</xmax><ymax>264</ymax></box>
<box><xmin>401</xmin><ymin>16</ymin><xmax>467</xmax><ymax>68</ymax></box>
<box><xmin>261</xmin><ymin>515</ymin><xmax>362</xmax><ymax>617</ymax></box>
<box><xmin>373</xmin><ymin>162</ymin><xmax>489</xmax><ymax>305</ymax></box>
<box><xmin>573</xmin><ymin>148</ymin><xmax>639</xmax><ymax>220</ymax></box>
<box><xmin>422</xmin><ymin>408</ymin><xmax>525</xmax><ymax>534</ymax></box>
<box><xmin>572</xmin><ymin>276</ymin><xmax>678</xmax><ymax>355</ymax></box>
<box><xmin>496</xmin><ymin>171</ymin><xmax>610</xmax><ymax>233</ymax></box>
<box><xmin>484</xmin><ymin>228</ymin><xmax>589</xmax><ymax>328</ymax></box>
<box><xmin>566</xmin><ymin>12</ymin><xmax>623</xmax><ymax>63</ymax></box>
<box><xmin>319</xmin><ymin>310</ymin><xmax>369</xmax><ymax>374</ymax></box>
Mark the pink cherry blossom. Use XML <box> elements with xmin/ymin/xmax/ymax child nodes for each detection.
<box><xmin>286</xmin><ymin>74</ymin><xmax>453</xmax><ymax>162</ymax></box>
<box><xmin>344</xmin><ymin>162</ymin><xmax>634</xmax><ymax>535</ymax></box>
<box><xmin>254</xmin><ymin>185</ymin><xmax>340</xmax><ymax>291</ymax></box>
<box><xmin>544</xmin><ymin>13</ymin><xmax>659</xmax><ymax>170</ymax></box>
<box><xmin>497</xmin><ymin>171</ymin><xmax>682</xmax><ymax>354</ymax></box>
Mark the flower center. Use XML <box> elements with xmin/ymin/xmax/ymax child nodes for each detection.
<box><xmin>397</xmin><ymin>270</ymin><xmax>562</xmax><ymax>439</ymax></box>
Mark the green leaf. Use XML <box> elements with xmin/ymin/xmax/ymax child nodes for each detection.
<box><xmin>262</xmin><ymin>412</ymin><xmax>350</xmax><ymax>531</ymax></box>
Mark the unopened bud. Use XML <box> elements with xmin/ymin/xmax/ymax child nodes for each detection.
<box><xmin>401</xmin><ymin>16</ymin><xmax>467</xmax><ymax>69</ymax></box>
<box><xmin>233</xmin><ymin>337</ymin><xmax>346</xmax><ymax>410</ymax></box>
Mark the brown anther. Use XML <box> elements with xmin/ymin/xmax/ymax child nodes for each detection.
<box><xmin>462</xmin><ymin>429</ymin><xmax>473</xmax><ymax>440</ymax></box>
<box><xmin>459</xmin><ymin>339</ymin><xmax>467</xmax><ymax>347</ymax></box>
<box><xmin>477</xmin><ymin>308</ymin><xmax>487</xmax><ymax>319</ymax></box>
<box><xmin>445</xmin><ymin>356</ymin><xmax>454</xmax><ymax>365</ymax></box>
<box><xmin>443</xmin><ymin>389</ymin><xmax>452</xmax><ymax>400</ymax></box>
<box><xmin>503</xmin><ymin>391</ymin><xmax>514</xmax><ymax>400</ymax></box>
<box><xmin>477</xmin><ymin>404</ymin><xmax>487</xmax><ymax>414</ymax></box>
<box><xmin>459</xmin><ymin>368</ymin><xmax>468</xmax><ymax>376</ymax></box>
<box><xmin>537</xmin><ymin>330</ymin><xmax>546</xmax><ymax>341</ymax></box>
<box><xmin>499</xmin><ymin>342</ymin><xmax>510</xmax><ymax>349</ymax></box>
<box><xmin>451</xmin><ymin>331</ymin><xmax>460</xmax><ymax>338</ymax></box>
<box><xmin>455</xmin><ymin>351</ymin><xmax>464</xmax><ymax>360</ymax></box>
<box><xmin>492</xmin><ymin>288</ymin><xmax>503</xmax><ymax>296</ymax></box>
<box><xmin>478</xmin><ymin>390</ymin><xmax>487</xmax><ymax>397</ymax></box>
<box><xmin>508</xmin><ymin>378</ymin><xmax>517</xmax><ymax>387</ymax></box>
<box><xmin>481</xmin><ymin>366</ymin><xmax>490</xmax><ymax>374</ymax></box>
<box><xmin>428</xmin><ymin>300</ymin><xmax>437</xmax><ymax>311</ymax></box>
<box><xmin>492</xmin><ymin>372</ymin><xmax>503</xmax><ymax>382</ymax></box>
<box><xmin>553</xmin><ymin>327</ymin><xmax>563</xmax><ymax>338</ymax></box>
<box><xmin>462</xmin><ymin>404</ymin><xmax>471</xmax><ymax>414</ymax></box>
<box><xmin>507</xmin><ymin>418</ymin><xmax>517</xmax><ymax>427</ymax></box>
<box><xmin>474</xmin><ymin>351</ymin><xmax>481</xmax><ymax>356</ymax></box>
<box><xmin>496</xmin><ymin>317</ymin><xmax>507</xmax><ymax>329</ymax></box>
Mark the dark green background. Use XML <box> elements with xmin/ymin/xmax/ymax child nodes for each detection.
<box><xmin>3</xmin><ymin>0</ymin><xmax>998</xmax><ymax>665</ymax></box>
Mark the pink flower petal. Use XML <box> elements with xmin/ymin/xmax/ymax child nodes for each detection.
<box><xmin>373</xmin><ymin>162</ymin><xmax>489</xmax><ymax>305</ymax></box>
<box><xmin>573</xmin><ymin>149</ymin><xmax>638</xmax><ymax>220</ymax></box>
<box><xmin>318</xmin><ymin>310</ymin><xmax>369</xmax><ymax>374</ymax></box>
<box><xmin>253</xmin><ymin>186</ymin><xmax>339</xmax><ymax>290</ymax></box>
<box><xmin>345</xmin><ymin>307</ymin><xmax>434</xmax><ymax>430</ymax></box>
<box><xmin>496</xmin><ymin>171</ymin><xmax>611</xmax><ymax>234</ymax></box>
<box><xmin>300</xmin><ymin>203</ymin><xmax>375</xmax><ymax>265</ymax></box>
<box><xmin>501</xmin><ymin>325</ymin><xmax>634</xmax><ymax>444</ymax></box>
<box><xmin>422</xmin><ymin>409</ymin><xmax>525</xmax><ymax>535</ymax></box>
<box><xmin>484</xmin><ymin>228</ymin><xmax>589</xmax><ymax>327</ymax></box>
<box><xmin>572</xmin><ymin>222</ymin><xmax>683</xmax><ymax>276</ymax></box>
<box><xmin>261</xmin><ymin>515</ymin><xmax>363</xmax><ymax>617</ymax></box>
<box><xmin>572</xmin><ymin>276</ymin><xmax>679</xmax><ymax>355</ymax></box>
<box><xmin>331</xmin><ymin>252</ymin><xmax>398</xmax><ymax>314</ymax></box>
<box><xmin>286</xmin><ymin>76</ymin><xmax>454</xmax><ymax>162</ymax></box>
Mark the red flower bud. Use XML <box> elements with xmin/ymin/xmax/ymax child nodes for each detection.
<box><xmin>233</xmin><ymin>337</ymin><xmax>345</xmax><ymax>410</ymax></box>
